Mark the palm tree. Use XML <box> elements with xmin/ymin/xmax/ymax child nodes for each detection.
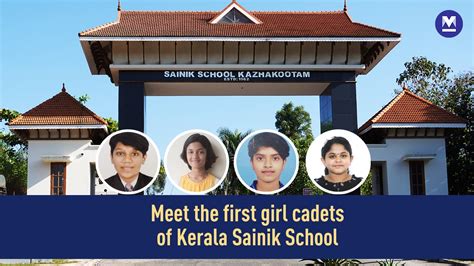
<box><xmin>211</xmin><ymin>128</ymin><xmax>252</xmax><ymax>195</ymax></box>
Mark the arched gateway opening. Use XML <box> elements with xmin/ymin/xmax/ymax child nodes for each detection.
<box><xmin>79</xmin><ymin>1</ymin><xmax>400</xmax><ymax>132</ymax></box>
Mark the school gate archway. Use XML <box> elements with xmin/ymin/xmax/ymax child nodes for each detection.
<box><xmin>79</xmin><ymin>2</ymin><xmax>400</xmax><ymax>132</ymax></box>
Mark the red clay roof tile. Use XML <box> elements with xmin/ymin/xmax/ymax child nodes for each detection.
<box><xmin>359</xmin><ymin>88</ymin><xmax>466</xmax><ymax>133</ymax></box>
<box><xmin>9</xmin><ymin>89</ymin><xmax>107</xmax><ymax>126</ymax></box>
<box><xmin>80</xmin><ymin>10</ymin><xmax>400</xmax><ymax>38</ymax></box>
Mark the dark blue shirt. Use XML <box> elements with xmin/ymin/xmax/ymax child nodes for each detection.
<box><xmin>250</xmin><ymin>180</ymin><xmax>284</xmax><ymax>190</ymax></box>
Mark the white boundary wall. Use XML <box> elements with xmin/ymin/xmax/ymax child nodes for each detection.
<box><xmin>368</xmin><ymin>138</ymin><xmax>448</xmax><ymax>195</ymax></box>
<box><xmin>27</xmin><ymin>140</ymin><xmax>97</xmax><ymax>195</ymax></box>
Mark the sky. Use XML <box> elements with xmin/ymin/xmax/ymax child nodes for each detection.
<box><xmin>1</xmin><ymin>0</ymin><xmax>472</xmax><ymax>194</ymax></box>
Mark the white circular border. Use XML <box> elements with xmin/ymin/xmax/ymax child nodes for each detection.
<box><xmin>164</xmin><ymin>129</ymin><xmax>230</xmax><ymax>195</ymax></box>
<box><xmin>306</xmin><ymin>129</ymin><xmax>371</xmax><ymax>195</ymax></box>
<box><xmin>96</xmin><ymin>129</ymin><xmax>161</xmax><ymax>195</ymax></box>
<box><xmin>234</xmin><ymin>129</ymin><xmax>299</xmax><ymax>195</ymax></box>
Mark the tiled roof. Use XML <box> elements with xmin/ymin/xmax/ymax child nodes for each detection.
<box><xmin>9</xmin><ymin>86</ymin><xmax>107</xmax><ymax>126</ymax></box>
<box><xmin>359</xmin><ymin>88</ymin><xmax>466</xmax><ymax>132</ymax></box>
<box><xmin>79</xmin><ymin>10</ymin><xmax>400</xmax><ymax>38</ymax></box>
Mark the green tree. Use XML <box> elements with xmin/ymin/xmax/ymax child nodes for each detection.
<box><xmin>0</xmin><ymin>108</ymin><xmax>28</xmax><ymax>194</ymax></box>
<box><xmin>396</xmin><ymin>56</ymin><xmax>452</xmax><ymax>106</ymax></box>
<box><xmin>275</xmin><ymin>102</ymin><xmax>320</xmax><ymax>195</ymax></box>
<box><xmin>146</xmin><ymin>162</ymin><xmax>166</xmax><ymax>195</ymax></box>
<box><xmin>360</xmin><ymin>172</ymin><xmax>373</xmax><ymax>196</ymax></box>
<box><xmin>76</xmin><ymin>94</ymin><xmax>91</xmax><ymax>105</ymax></box>
<box><xmin>103</xmin><ymin>117</ymin><xmax>119</xmax><ymax>134</ymax></box>
<box><xmin>396</xmin><ymin>57</ymin><xmax>473</xmax><ymax>194</ymax></box>
<box><xmin>0</xmin><ymin>141</ymin><xmax>27</xmax><ymax>195</ymax></box>
<box><xmin>0</xmin><ymin>109</ymin><xmax>26</xmax><ymax>148</ymax></box>
<box><xmin>0</xmin><ymin>109</ymin><xmax>21</xmax><ymax>123</ymax></box>
<box><xmin>275</xmin><ymin>102</ymin><xmax>313</xmax><ymax>140</ymax></box>
<box><xmin>211</xmin><ymin>128</ymin><xmax>252</xmax><ymax>195</ymax></box>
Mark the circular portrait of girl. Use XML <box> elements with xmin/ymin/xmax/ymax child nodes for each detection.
<box><xmin>96</xmin><ymin>129</ymin><xmax>160</xmax><ymax>195</ymax></box>
<box><xmin>234</xmin><ymin>130</ymin><xmax>299</xmax><ymax>195</ymax></box>
<box><xmin>306</xmin><ymin>129</ymin><xmax>371</xmax><ymax>195</ymax></box>
<box><xmin>164</xmin><ymin>130</ymin><xmax>229</xmax><ymax>194</ymax></box>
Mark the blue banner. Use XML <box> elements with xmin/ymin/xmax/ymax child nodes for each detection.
<box><xmin>0</xmin><ymin>196</ymin><xmax>473</xmax><ymax>259</ymax></box>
